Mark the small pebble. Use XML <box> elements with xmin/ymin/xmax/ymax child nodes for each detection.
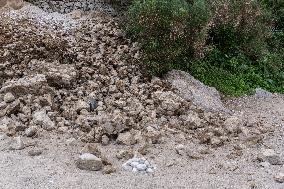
<box><xmin>136</xmin><ymin>164</ymin><xmax>147</xmax><ymax>171</ymax></box>
<box><xmin>146</xmin><ymin>168</ymin><xmax>154</xmax><ymax>173</ymax></box>
<box><xmin>89</xmin><ymin>99</ymin><xmax>98</xmax><ymax>112</ymax></box>
<box><xmin>130</xmin><ymin>161</ymin><xmax>139</xmax><ymax>167</ymax></box>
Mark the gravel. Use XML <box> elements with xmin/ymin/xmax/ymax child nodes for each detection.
<box><xmin>123</xmin><ymin>157</ymin><xmax>156</xmax><ymax>174</ymax></box>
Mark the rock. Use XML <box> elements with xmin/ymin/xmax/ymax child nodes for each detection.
<box><xmin>102</xmin><ymin>165</ymin><xmax>116</xmax><ymax>174</ymax></box>
<box><xmin>138</xmin><ymin>143</ymin><xmax>150</xmax><ymax>155</ymax></box>
<box><xmin>82</xmin><ymin>143</ymin><xmax>101</xmax><ymax>157</ymax></box>
<box><xmin>146</xmin><ymin>168</ymin><xmax>154</xmax><ymax>173</ymax></box>
<box><xmin>3</xmin><ymin>93</ymin><xmax>15</xmax><ymax>103</ymax></box>
<box><xmin>10</xmin><ymin>136</ymin><xmax>25</xmax><ymax>150</ymax></box>
<box><xmin>29</xmin><ymin>60</ymin><xmax>77</xmax><ymax>88</ymax></box>
<box><xmin>136</xmin><ymin>163</ymin><xmax>147</xmax><ymax>171</ymax></box>
<box><xmin>0</xmin><ymin>133</ymin><xmax>8</xmax><ymax>140</ymax></box>
<box><xmin>274</xmin><ymin>173</ymin><xmax>284</xmax><ymax>183</ymax></box>
<box><xmin>89</xmin><ymin>99</ymin><xmax>98</xmax><ymax>112</ymax></box>
<box><xmin>255</xmin><ymin>88</ymin><xmax>273</xmax><ymax>98</ymax></box>
<box><xmin>76</xmin><ymin>153</ymin><xmax>103</xmax><ymax>171</ymax></box>
<box><xmin>166</xmin><ymin>70</ymin><xmax>229</xmax><ymax>113</ymax></box>
<box><xmin>210</xmin><ymin>137</ymin><xmax>223</xmax><ymax>147</ymax></box>
<box><xmin>101</xmin><ymin>135</ymin><xmax>109</xmax><ymax>146</ymax></box>
<box><xmin>0</xmin><ymin>74</ymin><xmax>53</xmax><ymax>96</ymax></box>
<box><xmin>25</xmin><ymin>126</ymin><xmax>37</xmax><ymax>137</ymax></box>
<box><xmin>4</xmin><ymin>99</ymin><xmax>20</xmax><ymax>116</ymax></box>
<box><xmin>259</xmin><ymin>162</ymin><xmax>270</xmax><ymax>168</ymax></box>
<box><xmin>123</xmin><ymin>157</ymin><xmax>156</xmax><ymax>173</ymax></box>
<box><xmin>116</xmin><ymin>149</ymin><xmax>134</xmax><ymax>160</ymax></box>
<box><xmin>175</xmin><ymin>144</ymin><xmax>185</xmax><ymax>155</ymax></box>
<box><xmin>186</xmin><ymin>150</ymin><xmax>203</xmax><ymax>160</ymax></box>
<box><xmin>224</xmin><ymin>116</ymin><xmax>244</xmax><ymax>134</ymax></box>
<box><xmin>28</xmin><ymin>149</ymin><xmax>42</xmax><ymax>156</ymax></box>
<box><xmin>33</xmin><ymin>110</ymin><xmax>55</xmax><ymax>131</ymax></box>
<box><xmin>76</xmin><ymin>100</ymin><xmax>89</xmax><ymax>112</ymax></box>
<box><xmin>258</xmin><ymin>149</ymin><xmax>283</xmax><ymax>165</ymax></box>
<box><xmin>116</xmin><ymin>132</ymin><xmax>136</xmax><ymax>145</ymax></box>
<box><xmin>145</xmin><ymin>126</ymin><xmax>162</xmax><ymax>144</ymax></box>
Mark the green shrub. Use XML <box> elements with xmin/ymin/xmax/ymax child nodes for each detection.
<box><xmin>126</xmin><ymin>0</ymin><xmax>211</xmax><ymax>75</ymax></box>
<box><xmin>260</xmin><ymin>0</ymin><xmax>284</xmax><ymax>31</ymax></box>
<box><xmin>208</xmin><ymin>0</ymin><xmax>271</xmax><ymax>60</ymax></box>
<box><xmin>125</xmin><ymin>0</ymin><xmax>284</xmax><ymax>96</ymax></box>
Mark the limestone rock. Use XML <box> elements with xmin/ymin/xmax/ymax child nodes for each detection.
<box><xmin>76</xmin><ymin>153</ymin><xmax>103</xmax><ymax>171</ymax></box>
<box><xmin>33</xmin><ymin>110</ymin><xmax>55</xmax><ymax>131</ymax></box>
<box><xmin>274</xmin><ymin>173</ymin><xmax>284</xmax><ymax>183</ymax></box>
<box><xmin>102</xmin><ymin>165</ymin><xmax>116</xmax><ymax>174</ymax></box>
<box><xmin>25</xmin><ymin>126</ymin><xmax>38</xmax><ymax>137</ymax></box>
<box><xmin>0</xmin><ymin>74</ymin><xmax>53</xmax><ymax>97</ymax></box>
<box><xmin>3</xmin><ymin>93</ymin><xmax>15</xmax><ymax>103</ymax></box>
<box><xmin>117</xmin><ymin>132</ymin><xmax>136</xmax><ymax>145</ymax></box>
<box><xmin>166</xmin><ymin>70</ymin><xmax>229</xmax><ymax>113</ymax></box>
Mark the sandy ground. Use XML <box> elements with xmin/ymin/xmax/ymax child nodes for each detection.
<box><xmin>0</xmin><ymin>94</ymin><xmax>284</xmax><ymax>189</ymax></box>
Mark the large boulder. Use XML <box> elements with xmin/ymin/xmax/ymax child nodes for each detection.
<box><xmin>166</xmin><ymin>70</ymin><xmax>229</xmax><ymax>113</ymax></box>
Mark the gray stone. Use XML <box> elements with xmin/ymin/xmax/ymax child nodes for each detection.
<box><xmin>76</xmin><ymin>153</ymin><xmax>103</xmax><ymax>171</ymax></box>
<box><xmin>130</xmin><ymin>161</ymin><xmax>139</xmax><ymax>167</ymax></box>
<box><xmin>274</xmin><ymin>172</ymin><xmax>284</xmax><ymax>183</ymax></box>
<box><xmin>0</xmin><ymin>74</ymin><xmax>52</xmax><ymax>96</ymax></box>
<box><xmin>10</xmin><ymin>136</ymin><xmax>25</xmax><ymax>150</ymax></box>
<box><xmin>166</xmin><ymin>70</ymin><xmax>229</xmax><ymax>113</ymax></box>
<box><xmin>102</xmin><ymin>165</ymin><xmax>116</xmax><ymax>174</ymax></box>
<box><xmin>259</xmin><ymin>149</ymin><xmax>283</xmax><ymax>165</ymax></box>
<box><xmin>101</xmin><ymin>135</ymin><xmax>109</xmax><ymax>146</ymax></box>
<box><xmin>146</xmin><ymin>168</ymin><xmax>154</xmax><ymax>173</ymax></box>
<box><xmin>25</xmin><ymin>126</ymin><xmax>37</xmax><ymax>137</ymax></box>
<box><xmin>33</xmin><ymin>110</ymin><xmax>55</xmax><ymax>131</ymax></box>
<box><xmin>116</xmin><ymin>132</ymin><xmax>136</xmax><ymax>145</ymax></box>
<box><xmin>4</xmin><ymin>99</ymin><xmax>20</xmax><ymax>116</ymax></box>
<box><xmin>76</xmin><ymin>100</ymin><xmax>89</xmax><ymax>112</ymax></box>
<box><xmin>136</xmin><ymin>164</ymin><xmax>147</xmax><ymax>171</ymax></box>
<box><xmin>175</xmin><ymin>144</ymin><xmax>185</xmax><ymax>155</ymax></box>
<box><xmin>255</xmin><ymin>88</ymin><xmax>273</xmax><ymax>98</ymax></box>
<box><xmin>3</xmin><ymin>93</ymin><xmax>15</xmax><ymax>103</ymax></box>
<box><xmin>28</xmin><ymin>149</ymin><xmax>43</xmax><ymax>156</ymax></box>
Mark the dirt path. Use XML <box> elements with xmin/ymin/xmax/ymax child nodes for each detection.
<box><xmin>0</xmin><ymin>95</ymin><xmax>284</xmax><ymax>189</ymax></box>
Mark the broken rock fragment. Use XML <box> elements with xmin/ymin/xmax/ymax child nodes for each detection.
<box><xmin>76</xmin><ymin>153</ymin><xmax>103</xmax><ymax>171</ymax></box>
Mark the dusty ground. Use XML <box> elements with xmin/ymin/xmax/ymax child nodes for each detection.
<box><xmin>0</xmin><ymin>94</ymin><xmax>284</xmax><ymax>189</ymax></box>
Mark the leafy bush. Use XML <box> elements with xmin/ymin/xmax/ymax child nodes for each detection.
<box><xmin>126</xmin><ymin>0</ymin><xmax>211</xmax><ymax>75</ymax></box>
<box><xmin>208</xmin><ymin>0</ymin><xmax>271</xmax><ymax>59</ymax></box>
<box><xmin>125</xmin><ymin>0</ymin><xmax>284</xmax><ymax>96</ymax></box>
<box><xmin>260</xmin><ymin>0</ymin><xmax>284</xmax><ymax>31</ymax></box>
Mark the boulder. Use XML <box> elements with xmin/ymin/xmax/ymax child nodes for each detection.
<box><xmin>166</xmin><ymin>70</ymin><xmax>229</xmax><ymax>113</ymax></box>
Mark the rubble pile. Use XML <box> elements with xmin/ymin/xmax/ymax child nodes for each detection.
<box><xmin>0</xmin><ymin>2</ymin><xmax>264</xmax><ymax>150</ymax></box>
<box><xmin>26</xmin><ymin>0</ymin><xmax>116</xmax><ymax>14</ymax></box>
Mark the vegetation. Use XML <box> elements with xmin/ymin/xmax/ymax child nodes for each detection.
<box><xmin>125</xmin><ymin>0</ymin><xmax>284</xmax><ymax>96</ymax></box>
